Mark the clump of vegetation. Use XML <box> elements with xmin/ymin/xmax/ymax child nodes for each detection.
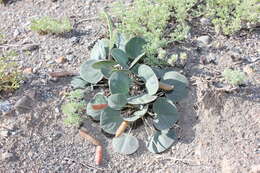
<box><xmin>63</xmin><ymin>35</ymin><xmax>189</xmax><ymax>154</ymax></box>
<box><xmin>204</xmin><ymin>0</ymin><xmax>260</xmax><ymax>35</ymax></box>
<box><xmin>30</xmin><ymin>17</ymin><xmax>72</xmax><ymax>35</ymax></box>
<box><xmin>62</xmin><ymin>89</ymin><xmax>86</xmax><ymax>126</ymax></box>
<box><xmin>0</xmin><ymin>54</ymin><xmax>21</xmax><ymax>93</ymax></box>
<box><xmin>110</xmin><ymin>0</ymin><xmax>196</xmax><ymax>64</ymax></box>
<box><xmin>222</xmin><ymin>68</ymin><xmax>246</xmax><ymax>85</ymax></box>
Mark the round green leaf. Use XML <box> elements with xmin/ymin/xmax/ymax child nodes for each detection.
<box><xmin>101</xmin><ymin>67</ymin><xmax>113</xmax><ymax>79</ymax></box>
<box><xmin>92</xmin><ymin>60</ymin><xmax>117</xmax><ymax>69</ymax></box>
<box><xmin>123</xmin><ymin>105</ymin><xmax>148</xmax><ymax>122</ymax></box>
<box><xmin>125</xmin><ymin>37</ymin><xmax>146</xmax><ymax>59</ymax></box>
<box><xmin>153</xmin><ymin>97</ymin><xmax>179</xmax><ymax>130</ymax></box>
<box><xmin>80</xmin><ymin>60</ymin><xmax>103</xmax><ymax>84</ymax></box>
<box><xmin>109</xmin><ymin>71</ymin><xmax>130</xmax><ymax>94</ymax></box>
<box><xmin>86</xmin><ymin>102</ymin><xmax>102</xmax><ymax>120</ymax></box>
<box><xmin>161</xmin><ymin>71</ymin><xmax>189</xmax><ymax>102</ymax></box>
<box><xmin>111</xmin><ymin>48</ymin><xmax>129</xmax><ymax>68</ymax></box>
<box><xmin>127</xmin><ymin>94</ymin><xmax>157</xmax><ymax>105</ymax></box>
<box><xmin>112</xmin><ymin>134</ymin><xmax>139</xmax><ymax>155</ymax></box>
<box><xmin>90</xmin><ymin>39</ymin><xmax>109</xmax><ymax>60</ymax></box>
<box><xmin>91</xmin><ymin>93</ymin><xmax>107</xmax><ymax>105</ymax></box>
<box><xmin>138</xmin><ymin>64</ymin><xmax>159</xmax><ymax>95</ymax></box>
<box><xmin>100</xmin><ymin>107</ymin><xmax>123</xmax><ymax>134</ymax></box>
<box><xmin>147</xmin><ymin>130</ymin><xmax>177</xmax><ymax>153</ymax></box>
<box><xmin>70</xmin><ymin>76</ymin><xmax>89</xmax><ymax>89</ymax></box>
<box><xmin>108</xmin><ymin>94</ymin><xmax>127</xmax><ymax>110</ymax></box>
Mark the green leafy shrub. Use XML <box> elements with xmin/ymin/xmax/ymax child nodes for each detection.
<box><xmin>222</xmin><ymin>68</ymin><xmax>246</xmax><ymax>85</ymax></box>
<box><xmin>62</xmin><ymin>89</ymin><xmax>86</xmax><ymax>126</ymax></box>
<box><xmin>64</xmin><ymin>35</ymin><xmax>189</xmax><ymax>154</ymax></box>
<box><xmin>110</xmin><ymin>0</ymin><xmax>196</xmax><ymax>64</ymax></box>
<box><xmin>0</xmin><ymin>55</ymin><xmax>21</xmax><ymax>92</ymax></box>
<box><xmin>204</xmin><ymin>0</ymin><xmax>260</xmax><ymax>35</ymax></box>
<box><xmin>30</xmin><ymin>17</ymin><xmax>72</xmax><ymax>34</ymax></box>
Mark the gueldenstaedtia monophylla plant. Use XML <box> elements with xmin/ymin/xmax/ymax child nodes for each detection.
<box><xmin>66</xmin><ymin>33</ymin><xmax>189</xmax><ymax>154</ymax></box>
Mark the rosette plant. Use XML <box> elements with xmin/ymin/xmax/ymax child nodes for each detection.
<box><xmin>70</xmin><ymin>34</ymin><xmax>189</xmax><ymax>154</ymax></box>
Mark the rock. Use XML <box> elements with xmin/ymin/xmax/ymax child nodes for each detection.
<box><xmin>250</xmin><ymin>165</ymin><xmax>260</xmax><ymax>173</ymax></box>
<box><xmin>14</xmin><ymin>95</ymin><xmax>34</xmax><ymax>114</ymax></box>
<box><xmin>23</xmin><ymin>67</ymin><xmax>33</xmax><ymax>75</ymax></box>
<box><xmin>55</xmin><ymin>56</ymin><xmax>67</xmax><ymax>64</ymax></box>
<box><xmin>0</xmin><ymin>152</ymin><xmax>14</xmax><ymax>162</ymax></box>
<box><xmin>70</xmin><ymin>36</ymin><xmax>80</xmax><ymax>45</ymax></box>
<box><xmin>21</xmin><ymin>44</ymin><xmax>39</xmax><ymax>51</ymax></box>
<box><xmin>0</xmin><ymin>129</ymin><xmax>9</xmax><ymax>137</ymax></box>
<box><xmin>200</xmin><ymin>17</ymin><xmax>211</xmax><ymax>25</ymax></box>
<box><xmin>0</xmin><ymin>101</ymin><xmax>12</xmax><ymax>115</ymax></box>
<box><xmin>197</xmin><ymin>35</ymin><xmax>211</xmax><ymax>47</ymax></box>
<box><xmin>67</xmin><ymin>54</ymin><xmax>76</xmax><ymax>61</ymax></box>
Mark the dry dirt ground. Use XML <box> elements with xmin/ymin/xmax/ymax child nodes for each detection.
<box><xmin>0</xmin><ymin>0</ymin><xmax>260</xmax><ymax>173</ymax></box>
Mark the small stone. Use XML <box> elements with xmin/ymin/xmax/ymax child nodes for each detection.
<box><xmin>21</xmin><ymin>44</ymin><xmax>39</xmax><ymax>51</ymax></box>
<box><xmin>1</xmin><ymin>152</ymin><xmax>14</xmax><ymax>161</ymax></box>
<box><xmin>70</xmin><ymin>36</ymin><xmax>80</xmax><ymax>44</ymax></box>
<box><xmin>0</xmin><ymin>101</ymin><xmax>12</xmax><ymax>113</ymax></box>
<box><xmin>0</xmin><ymin>129</ymin><xmax>9</xmax><ymax>137</ymax></box>
<box><xmin>55</xmin><ymin>56</ymin><xmax>67</xmax><ymax>64</ymax></box>
<box><xmin>14</xmin><ymin>95</ymin><xmax>34</xmax><ymax>114</ymax></box>
<box><xmin>197</xmin><ymin>35</ymin><xmax>211</xmax><ymax>47</ymax></box>
<box><xmin>243</xmin><ymin>65</ymin><xmax>255</xmax><ymax>75</ymax></box>
<box><xmin>67</xmin><ymin>54</ymin><xmax>76</xmax><ymax>61</ymax></box>
<box><xmin>200</xmin><ymin>17</ymin><xmax>211</xmax><ymax>25</ymax></box>
<box><xmin>23</xmin><ymin>67</ymin><xmax>33</xmax><ymax>74</ymax></box>
<box><xmin>250</xmin><ymin>165</ymin><xmax>260</xmax><ymax>173</ymax></box>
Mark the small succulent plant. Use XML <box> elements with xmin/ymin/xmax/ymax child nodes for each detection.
<box><xmin>67</xmin><ymin>34</ymin><xmax>189</xmax><ymax>154</ymax></box>
<box><xmin>30</xmin><ymin>17</ymin><xmax>72</xmax><ymax>35</ymax></box>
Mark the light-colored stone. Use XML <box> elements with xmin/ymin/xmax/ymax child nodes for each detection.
<box><xmin>197</xmin><ymin>35</ymin><xmax>211</xmax><ymax>47</ymax></box>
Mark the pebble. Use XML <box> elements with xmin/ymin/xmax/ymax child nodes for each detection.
<box><xmin>70</xmin><ymin>36</ymin><xmax>80</xmax><ymax>45</ymax></box>
<box><xmin>14</xmin><ymin>95</ymin><xmax>34</xmax><ymax>114</ymax></box>
<box><xmin>0</xmin><ymin>129</ymin><xmax>9</xmax><ymax>137</ymax></box>
<box><xmin>0</xmin><ymin>152</ymin><xmax>14</xmax><ymax>162</ymax></box>
<box><xmin>55</xmin><ymin>56</ymin><xmax>67</xmax><ymax>64</ymax></box>
<box><xmin>23</xmin><ymin>67</ymin><xmax>33</xmax><ymax>75</ymax></box>
<box><xmin>197</xmin><ymin>35</ymin><xmax>211</xmax><ymax>47</ymax></box>
<box><xmin>0</xmin><ymin>101</ymin><xmax>12</xmax><ymax>115</ymax></box>
<box><xmin>200</xmin><ymin>17</ymin><xmax>211</xmax><ymax>25</ymax></box>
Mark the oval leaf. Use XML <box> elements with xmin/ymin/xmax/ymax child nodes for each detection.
<box><xmin>138</xmin><ymin>64</ymin><xmax>159</xmax><ymax>95</ymax></box>
<box><xmin>80</xmin><ymin>60</ymin><xmax>103</xmax><ymax>84</ymax></box>
<box><xmin>108</xmin><ymin>94</ymin><xmax>127</xmax><ymax>110</ymax></box>
<box><xmin>86</xmin><ymin>102</ymin><xmax>102</xmax><ymax>121</ymax></box>
<box><xmin>123</xmin><ymin>105</ymin><xmax>148</xmax><ymax>122</ymax></box>
<box><xmin>111</xmin><ymin>48</ymin><xmax>129</xmax><ymax>68</ymax></box>
<box><xmin>147</xmin><ymin>130</ymin><xmax>177</xmax><ymax>153</ymax></box>
<box><xmin>153</xmin><ymin>97</ymin><xmax>179</xmax><ymax>130</ymax></box>
<box><xmin>161</xmin><ymin>71</ymin><xmax>189</xmax><ymax>102</ymax></box>
<box><xmin>92</xmin><ymin>60</ymin><xmax>117</xmax><ymax>69</ymax></box>
<box><xmin>101</xmin><ymin>67</ymin><xmax>113</xmax><ymax>79</ymax></box>
<box><xmin>125</xmin><ymin>37</ymin><xmax>146</xmax><ymax>59</ymax></box>
<box><xmin>112</xmin><ymin>134</ymin><xmax>139</xmax><ymax>155</ymax></box>
<box><xmin>70</xmin><ymin>76</ymin><xmax>89</xmax><ymax>89</ymax></box>
<box><xmin>109</xmin><ymin>71</ymin><xmax>130</xmax><ymax>94</ymax></box>
<box><xmin>127</xmin><ymin>94</ymin><xmax>157</xmax><ymax>105</ymax></box>
<box><xmin>90</xmin><ymin>39</ymin><xmax>109</xmax><ymax>60</ymax></box>
<box><xmin>100</xmin><ymin>107</ymin><xmax>123</xmax><ymax>134</ymax></box>
<box><xmin>90</xmin><ymin>93</ymin><xmax>108</xmax><ymax>110</ymax></box>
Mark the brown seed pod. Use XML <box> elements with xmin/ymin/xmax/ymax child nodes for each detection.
<box><xmin>159</xmin><ymin>82</ymin><xmax>174</xmax><ymax>91</ymax></box>
<box><xmin>79</xmin><ymin>129</ymin><xmax>101</xmax><ymax>146</ymax></box>
<box><xmin>91</xmin><ymin>104</ymin><xmax>108</xmax><ymax>110</ymax></box>
<box><xmin>115</xmin><ymin>121</ymin><xmax>129</xmax><ymax>137</ymax></box>
<box><xmin>95</xmin><ymin>145</ymin><xmax>103</xmax><ymax>166</ymax></box>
